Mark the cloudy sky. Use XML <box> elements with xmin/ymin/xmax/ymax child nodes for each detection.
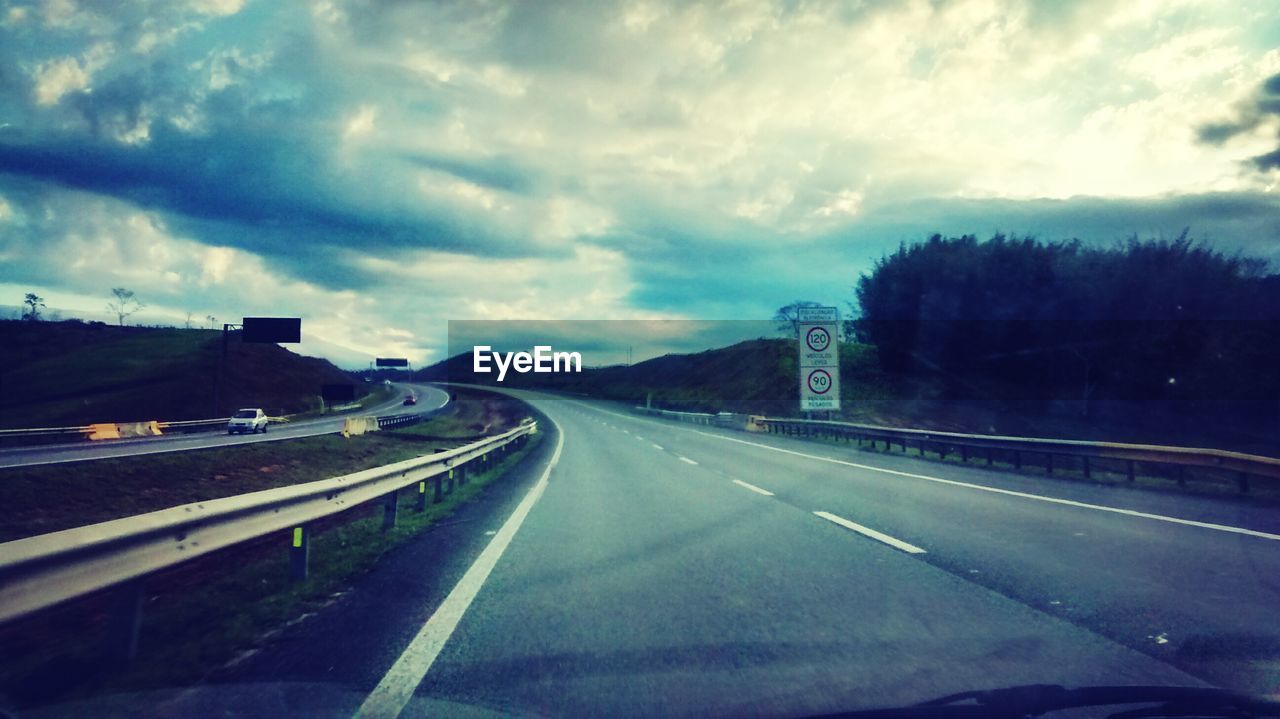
<box><xmin>1</xmin><ymin>0</ymin><xmax>1279</xmax><ymax>367</ymax></box>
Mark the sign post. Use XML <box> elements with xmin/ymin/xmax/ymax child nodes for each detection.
<box><xmin>798</xmin><ymin>306</ymin><xmax>840</xmax><ymax>414</ymax></box>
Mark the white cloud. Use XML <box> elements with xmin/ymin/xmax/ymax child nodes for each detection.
<box><xmin>32</xmin><ymin>57</ymin><xmax>87</xmax><ymax>105</ymax></box>
<box><xmin>342</xmin><ymin>104</ymin><xmax>377</xmax><ymax>140</ymax></box>
<box><xmin>188</xmin><ymin>0</ymin><xmax>244</xmax><ymax>17</ymax></box>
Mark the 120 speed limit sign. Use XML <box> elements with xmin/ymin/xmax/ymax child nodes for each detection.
<box><xmin>805</xmin><ymin>326</ymin><xmax>830</xmax><ymax>353</ymax></box>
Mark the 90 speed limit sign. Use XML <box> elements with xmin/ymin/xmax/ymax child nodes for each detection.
<box><xmin>806</xmin><ymin>369</ymin><xmax>833</xmax><ymax>395</ymax></box>
<box><xmin>800</xmin><ymin>367</ymin><xmax>840</xmax><ymax>409</ymax></box>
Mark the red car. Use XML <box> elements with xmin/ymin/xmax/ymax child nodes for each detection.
<box><xmin>402</xmin><ymin>394</ymin><xmax>417</xmax><ymax>406</ymax></box>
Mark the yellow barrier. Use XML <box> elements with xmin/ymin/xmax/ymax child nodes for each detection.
<box><xmin>86</xmin><ymin>423</ymin><xmax>120</xmax><ymax>441</ymax></box>
<box><xmin>118</xmin><ymin>421</ymin><xmax>163</xmax><ymax>438</ymax></box>
<box><xmin>341</xmin><ymin>416</ymin><xmax>382</xmax><ymax>438</ymax></box>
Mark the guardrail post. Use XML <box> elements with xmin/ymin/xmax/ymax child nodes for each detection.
<box><xmin>1238</xmin><ymin>472</ymin><xmax>1250</xmax><ymax>493</ymax></box>
<box><xmin>1127</xmin><ymin>460</ymin><xmax>1136</xmax><ymax>482</ymax></box>
<box><xmin>1082</xmin><ymin>456</ymin><xmax>1091</xmax><ymax>479</ymax></box>
<box><xmin>1014</xmin><ymin>451</ymin><xmax>1022</xmax><ymax>470</ymax></box>
<box><xmin>416</xmin><ymin>480</ymin><xmax>428</xmax><ymax>512</ymax></box>
<box><xmin>960</xmin><ymin>446</ymin><xmax>968</xmax><ymax>463</ymax></box>
<box><xmin>986</xmin><ymin>448</ymin><xmax>993</xmax><ymax>466</ymax></box>
<box><xmin>1045</xmin><ymin>454</ymin><xmax>1053</xmax><ymax>476</ymax></box>
<box><xmin>446</xmin><ymin>467</ymin><xmax>455</xmax><ymax>494</ymax></box>
<box><xmin>434</xmin><ymin>473</ymin><xmax>445</xmax><ymax>504</ymax></box>
<box><xmin>383</xmin><ymin>490</ymin><xmax>399</xmax><ymax>530</ymax></box>
<box><xmin>290</xmin><ymin>526</ymin><xmax>309</xmax><ymax>581</ymax></box>
<box><xmin>1176</xmin><ymin>465</ymin><xmax>1186</xmax><ymax>487</ymax></box>
<box><xmin>105</xmin><ymin>579</ymin><xmax>145</xmax><ymax>664</ymax></box>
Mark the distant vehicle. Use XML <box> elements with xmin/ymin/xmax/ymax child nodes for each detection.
<box><xmin>403</xmin><ymin>395</ymin><xmax>417</xmax><ymax>406</ymax></box>
<box><xmin>227</xmin><ymin>408</ymin><xmax>269</xmax><ymax>434</ymax></box>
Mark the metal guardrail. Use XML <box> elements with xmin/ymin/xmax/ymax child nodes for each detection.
<box><xmin>632</xmin><ymin>407</ymin><xmax>716</xmax><ymax>425</ymax></box>
<box><xmin>635</xmin><ymin>408</ymin><xmax>1280</xmax><ymax>492</ymax></box>
<box><xmin>377</xmin><ymin>414</ymin><xmax>423</xmax><ymax>429</ymax></box>
<box><xmin>0</xmin><ymin>421</ymin><xmax>537</xmax><ymax>626</ymax></box>
<box><xmin>0</xmin><ymin>416</ymin><xmax>274</xmax><ymax>441</ymax></box>
<box><xmin>0</xmin><ymin>425</ymin><xmax>92</xmax><ymax>437</ymax></box>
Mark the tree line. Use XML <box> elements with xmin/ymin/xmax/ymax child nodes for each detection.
<box><xmin>849</xmin><ymin>232</ymin><xmax>1280</xmax><ymax>413</ymax></box>
<box><xmin>17</xmin><ymin>288</ymin><xmax>217</xmax><ymax>329</ymax></box>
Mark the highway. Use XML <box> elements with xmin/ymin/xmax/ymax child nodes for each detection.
<box><xmin>0</xmin><ymin>384</ymin><xmax>449</xmax><ymax>469</ymax></box>
<box><xmin>127</xmin><ymin>388</ymin><xmax>1280</xmax><ymax>718</ymax></box>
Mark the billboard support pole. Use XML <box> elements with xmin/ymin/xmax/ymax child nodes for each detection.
<box><xmin>212</xmin><ymin>323</ymin><xmax>240</xmax><ymax>417</ymax></box>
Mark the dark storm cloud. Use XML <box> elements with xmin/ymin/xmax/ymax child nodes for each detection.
<box><xmin>0</xmin><ymin>3</ymin><xmax>554</xmax><ymax>293</ymax></box>
<box><xmin>613</xmin><ymin>191</ymin><xmax>1280</xmax><ymax>318</ymax></box>
<box><xmin>402</xmin><ymin>152</ymin><xmax>539</xmax><ymax>195</ymax></box>
<box><xmin>0</xmin><ymin>128</ymin><xmax>449</xmax><ymax>243</ymax></box>
<box><xmin>1253</xmin><ymin>149</ymin><xmax>1280</xmax><ymax>171</ymax></box>
<box><xmin>0</xmin><ymin>113</ymin><xmax>561</xmax><ymax>292</ymax></box>
<box><xmin>1196</xmin><ymin>72</ymin><xmax>1280</xmax><ymax>172</ymax></box>
<box><xmin>864</xmin><ymin>192</ymin><xmax>1280</xmax><ymax>251</ymax></box>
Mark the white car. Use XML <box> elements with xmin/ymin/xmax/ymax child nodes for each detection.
<box><xmin>227</xmin><ymin>408</ymin><xmax>269</xmax><ymax>434</ymax></box>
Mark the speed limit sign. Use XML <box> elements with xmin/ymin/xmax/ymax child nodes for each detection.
<box><xmin>806</xmin><ymin>326</ymin><xmax>831</xmax><ymax>353</ymax></box>
<box><xmin>798</xmin><ymin>307</ymin><xmax>840</xmax><ymax>411</ymax></box>
<box><xmin>807</xmin><ymin>369</ymin><xmax>832</xmax><ymax>395</ymax></box>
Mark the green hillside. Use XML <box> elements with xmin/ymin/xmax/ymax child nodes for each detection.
<box><xmin>416</xmin><ymin>338</ymin><xmax>901</xmax><ymax>415</ymax></box>
<box><xmin>417</xmin><ymin>337</ymin><xmax>1278</xmax><ymax>456</ymax></box>
<box><xmin>0</xmin><ymin>320</ymin><xmax>368</xmax><ymax>428</ymax></box>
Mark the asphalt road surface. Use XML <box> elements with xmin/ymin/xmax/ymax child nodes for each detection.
<box><xmin>30</xmin><ymin>389</ymin><xmax>1280</xmax><ymax>718</ymax></box>
<box><xmin>0</xmin><ymin>384</ymin><xmax>449</xmax><ymax>469</ymax></box>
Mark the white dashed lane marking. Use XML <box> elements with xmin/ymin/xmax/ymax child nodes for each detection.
<box><xmin>732</xmin><ymin>479</ymin><xmax>774</xmax><ymax>496</ymax></box>
<box><xmin>814</xmin><ymin>511</ymin><xmax>926</xmax><ymax>555</ymax></box>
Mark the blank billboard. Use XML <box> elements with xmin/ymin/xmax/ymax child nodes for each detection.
<box><xmin>321</xmin><ymin>383</ymin><xmax>356</xmax><ymax>402</ymax></box>
<box><xmin>242</xmin><ymin>317</ymin><xmax>301</xmax><ymax>343</ymax></box>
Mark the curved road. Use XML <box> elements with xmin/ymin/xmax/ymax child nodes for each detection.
<box><xmin>0</xmin><ymin>384</ymin><xmax>449</xmax><ymax>469</ymax></box>
<box><xmin>133</xmin><ymin>387</ymin><xmax>1280</xmax><ymax>718</ymax></box>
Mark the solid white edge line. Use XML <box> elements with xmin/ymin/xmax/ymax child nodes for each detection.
<box><xmin>679</xmin><ymin>456</ymin><xmax>698</xmax><ymax>465</ymax></box>
<box><xmin>814</xmin><ymin>511</ymin><xmax>927</xmax><ymax>554</ymax></box>
<box><xmin>651</xmin><ymin>443</ymin><xmax>664</xmax><ymax>451</ymax></box>
<box><xmin>691</xmin><ymin>430</ymin><xmax>1280</xmax><ymax>542</ymax></box>
<box><xmin>732</xmin><ymin>478</ymin><xmax>774</xmax><ymax>496</ymax></box>
<box><xmin>356</xmin><ymin>415</ymin><xmax>564</xmax><ymax>719</ymax></box>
